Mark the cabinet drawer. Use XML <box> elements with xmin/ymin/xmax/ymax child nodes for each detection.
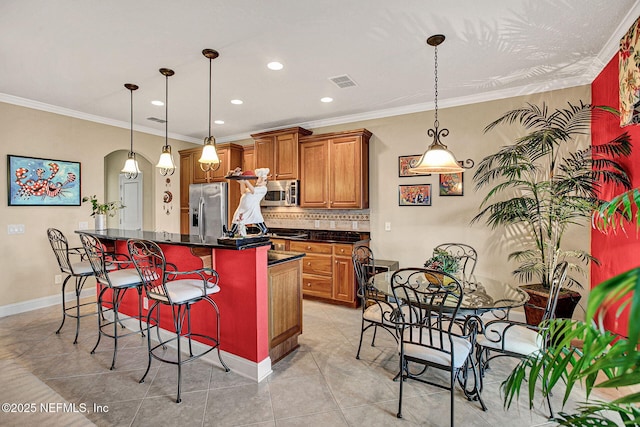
<box><xmin>290</xmin><ymin>241</ymin><xmax>332</xmax><ymax>254</ymax></box>
<box><xmin>302</xmin><ymin>254</ymin><xmax>332</xmax><ymax>275</ymax></box>
<box><xmin>333</xmin><ymin>244</ymin><xmax>353</xmax><ymax>257</ymax></box>
<box><xmin>301</xmin><ymin>275</ymin><xmax>332</xmax><ymax>298</ymax></box>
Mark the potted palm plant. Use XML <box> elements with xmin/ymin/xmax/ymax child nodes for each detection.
<box><xmin>472</xmin><ymin>101</ymin><xmax>631</xmax><ymax>324</ymax></box>
<box><xmin>82</xmin><ymin>195</ymin><xmax>124</xmax><ymax>230</ymax></box>
<box><xmin>501</xmin><ymin>187</ymin><xmax>640</xmax><ymax>425</ymax></box>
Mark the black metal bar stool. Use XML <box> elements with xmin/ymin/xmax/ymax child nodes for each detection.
<box><xmin>127</xmin><ymin>238</ymin><xmax>229</xmax><ymax>403</ymax></box>
<box><xmin>79</xmin><ymin>233</ymin><xmax>147</xmax><ymax>370</ymax></box>
<box><xmin>47</xmin><ymin>228</ymin><xmax>96</xmax><ymax>344</ymax></box>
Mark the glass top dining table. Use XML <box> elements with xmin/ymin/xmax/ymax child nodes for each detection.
<box><xmin>369</xmin><ymin>270</ymin><xmax>529</xmax><ymax>315</ymax></box>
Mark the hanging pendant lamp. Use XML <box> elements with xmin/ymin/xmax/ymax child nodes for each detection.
<box><xmin>409</xmin><ymin>35</ymin><xmax>464</xmax><ymax>174</ymax></box>
<box><xmin>121</xmin><ymin>83</ymin><xmax>141</xmax><ymax>179</ymax></box>
<box><xmin>156</xmin><ymin>68</ymin><xmax>176</xmax><ymax>176</ymax></box>
<box><xmin>198</xmin><ymin>48</ymin><xmax>221</xmax><ymax>172</ymax></box>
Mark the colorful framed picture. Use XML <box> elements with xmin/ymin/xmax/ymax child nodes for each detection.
<box><xmin>439</xmin><ymin>171</ymin><xmax>463</xmax><ymax>196</ymax></box>
<box><xmin>399</xmin><ymin>184</ymin><xmax>431</xmax><ymax>206</ymax></box>
<box><xmin>399</xmin><ymin>155</ymin><xmax>431</xmax><ymax>177</ymax></box>
<box><xmin>7</xmin><ymin>155</ymin><xmax>81</xmax><ymax>206</ymax></box>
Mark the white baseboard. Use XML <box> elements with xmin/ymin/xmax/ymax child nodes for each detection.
<box><xmin>0</xmin><ymin>288</ymin><xmax>95</xmax><ymax>318</ymax></box>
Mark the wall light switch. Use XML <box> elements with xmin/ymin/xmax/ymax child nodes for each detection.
<box><xmin>352</xmin><ymin>221</ymin><xmax>358</xmax><ymax>230</ymax></box>
<box><xmin>314</xmin><ymin>220</ymin><xmax>320</xmax><ymax>228</ymax></box>
<box><xmin>78</xmin><ymin>221</ymin><xmax>89</xmax><ymax>230</ymax></box>
<box><xmin>7</xmin><ymin>224</ymin><xmax>25</xmax><ymax>235</ymax></box>
<box><xmin>384</xmin><ymin>222</ymin><xmax>391</xmax><ymax>231</ymax></box>
<box><xmin>329</xmin><ymin>220</ymin><xmax>336</xmax><ymax>229</ymax></box>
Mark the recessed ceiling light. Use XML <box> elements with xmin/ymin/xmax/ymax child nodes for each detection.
<box><xmin>151</xmin><ymin>100</ymin><xmax>164</xmax><ymax>106</ymax></box>
<box><xmin>267</xmin><ymin>61</ymin><xmax>284</xmax><ymax>71</ymax></box>
<box><xmin>320</xmin><ymin>97</ymin><xmax>334</xmax><ymax>103</ymax></box>
<box><xmin>214</xmin><ymin>120</ymin><xmax>225</xmax><ymax>125</ymax></box>
<box><xmin>230</xmin><ymin>99</ymin><xmax>243</xmax><ymax>105</ymax></box>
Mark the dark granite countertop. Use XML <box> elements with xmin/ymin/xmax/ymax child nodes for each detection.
<box><xmin>266</xmin><ymin>228</ymin><xmax>370</xmax><ymax>244</ymax></box>
<box><xmin>76</xmin><ymin>229</ymin><xmax>272</xmax><ymax>250</ymax></box>
<box><xmin>267</xmin><ymin>250</ymin><xmax>305</xmax><ymax>266</ymax></box>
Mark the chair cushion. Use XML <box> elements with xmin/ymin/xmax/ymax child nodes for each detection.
<box><xmin>476</xmin><ymin>323</ymin><xmax>542</xmax><ymax>356</ymax></box>
<box><xmin>400</xmin><ymin>327</ymin><xmax>472</xmax><ymax>368</ymax></box>
<box><xmin>149</xmin><ymin>279</ymin><xmax>220</xmax><ymax>304</ymax></box>
<box><xmin>363</xmin><ymin>301</ymin><xmax>395</xmax><ymax>324</ymax></box>
<box><xmin>105</xmin><ymin>268</ymin><xmax>143</xmax><ymax>288</ymax></box>
<box><xmin>63</xmin><ymin>261</ymin><xmax>94</xmax><ymax>275</ymax></box>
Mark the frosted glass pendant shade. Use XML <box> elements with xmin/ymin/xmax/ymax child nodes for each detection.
<box><xmin>198</xmin><ymin>137</ymin><xmax>221</xmax><ymax>170</ymax></box>
<box><xmin>156</xmin><ymin>145</ymin><xmax>176</xmax><ymax>175</ymax></box>
<box><xmin>122</xmin><ymin>154</ymin><xmax>140</xmax><ymax>176</ymax></box>
<box><xmin>409</xmin><ymin>144</ymin><xmax>464</xmax><ymax>174</ymax></box>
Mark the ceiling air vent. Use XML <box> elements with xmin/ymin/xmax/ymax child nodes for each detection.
<box><xmin>329</xmin><ymin>74</ymin><xmax>357</xmax><ymax>88</ymax></box>
<box><xmin>147</xmin><ymin>117</ymin><xmax>167</xmax><ymax>124</ymax></box>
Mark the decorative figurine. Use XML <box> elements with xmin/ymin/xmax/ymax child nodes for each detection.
<box><xmin>223</xmin><ymin>167</ymin><xmax>270</xmax><ymax>237</ymax></box>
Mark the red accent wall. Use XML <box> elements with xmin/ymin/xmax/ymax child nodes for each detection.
<box><xmin>591</xmin><ymin>54</ymin><xmax>640</xmax><ymax>337</ymax></box>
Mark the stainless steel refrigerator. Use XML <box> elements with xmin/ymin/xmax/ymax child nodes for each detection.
<box><xmin>189</xmin><ymin>183</ymin><xmax>228</xmax><ymax>238</ymax></box>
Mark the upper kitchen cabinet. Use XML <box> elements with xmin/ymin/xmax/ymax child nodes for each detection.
<box><xmin>299</xmin><ymin>129</ymin><xmax>371</xmax><ymax>209</ymax></box>
<box><xmin>242</xmin><ymin>145</ymin><xmax>255</xmax><ymax>172</ymax></box>
<box><xmin>178</xmin><ymin>143</ymin><xmax>243</xmax><ymax>234</ymax></box>
<box><xmin>251</xmin><ymin>127</ymin><xmax>312</xmax><ymax>180</ymax></box>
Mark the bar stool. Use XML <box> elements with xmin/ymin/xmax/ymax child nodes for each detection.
<box><xmin>79</xmin><ymin>233</ymin><xmax>146</xmax><ymax>370</ymax></box>
<box><xmin>47</xmin><ymin>228</ymin><xmax>96</xmax><ymax>344</ymax></box>
<box><xmin>127</xmin><ymin>238</ymin><xmax>229</xmax><ymax>403</ymax></box>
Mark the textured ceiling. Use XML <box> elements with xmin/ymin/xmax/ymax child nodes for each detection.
<box><xmin>1</xmin><ymin>0</ymin><xmax>638</xmax><ymax>143</ymax></box>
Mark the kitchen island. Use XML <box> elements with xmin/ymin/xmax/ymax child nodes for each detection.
<box><xmin>77</xmin><ymin>229</ymin><xmax>304</xmax><ymax>382</ymax></box>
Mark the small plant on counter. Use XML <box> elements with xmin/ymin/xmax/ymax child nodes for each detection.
<box><xmin>424</xmin><ymin>249</ymin><xmax>460</xmax><ymax>276</ymax></box>
<box><xmin>82</xmin><ymin>195</ymin><xmax>124</xmax><ymax>217</ymax></box>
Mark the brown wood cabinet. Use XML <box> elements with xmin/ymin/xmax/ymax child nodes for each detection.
<box><xmin>178</xmin><ymin>144</ymin><xmax>243</xmax><ymax>234</ymax></box>
<box><xmin>299</xmin><ymin>129</ymin><xmax>371</xmax><ymax>209</ymax></box>
<box><xmin>251</xmin><ymin>127</ymin><xmax>312</xmax><ymax>180</ymax></box>
<box><xmin>268</xmin><ymin>258</ymin><xmax>303</xmax><ymax>363</ymax></box>
<box><xmin>290</xmin><ymin>240</ymin><xmax>358</xmax><ymax>307</ymax></box>
<box><xmin>242</xmin><ymin>145</ymin><xmax>255</xmax><ymax>172</ymax></box>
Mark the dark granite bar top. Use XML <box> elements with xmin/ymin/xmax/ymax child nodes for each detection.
<box><xmin>76</xmin><ymin>229</ymin><xmax>272</xmax><ymax>250</ymax></box>
<box><xmin>266</xmin><ymin>228</ymin><xmax>370</xmax><ymax>244</ymax></box>
<box><xmin>267</xmin><ymin>250</ymin><xmax>305</xmax><ymax>266</ymax></box>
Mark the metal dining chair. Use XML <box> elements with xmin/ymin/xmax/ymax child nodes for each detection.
<box><xmin>79</xmin><ymin>233</ymin><xmax>146</xmax><ymax>370</ymax></box>
<box><xmin>47</xmin><ymin>228</ymin><xmax>96</xmax><ymax>344</ymax></box>
<box><xmin>352</xmin><ymin>245</ymin><xmax>399</xmax><ymax>359</ymax></box>
<box><xmin>433</xmin><ymin>243</ymin><xmax>478</xmax><ymax>284</ymax></box>
<box><xmin>127</xmin><ymin>238</ymin><xmax>229</xmax><ymax>403</ymax></box>
<box><xmin>390</xmin><ymin>267</ymin><xmax>483</xmax><ymax>426</ymax></box>
<box><xmin>475</xmin><ymin>261</ymin><xmax>569</xmax><ymax>418</ymax></box>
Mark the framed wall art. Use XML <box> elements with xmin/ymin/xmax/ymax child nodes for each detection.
<box><xmin>7</xmin><ymin>154</ymin><xmax>81</xmax><ymax>206</ymax></box>
<box><xmin>399</xmin><ymin>155</ymin><xmax>431</xmax><ymax>177</ymax></box>
<box><xmin>399</xmin><ymin>184</ymin><xmax>431</xmax><ymax>206</ymax></box>
<box><xmin>439</xmin><ymin>171</ymin><xmax>463</xmax><ymax>196</ymax></box>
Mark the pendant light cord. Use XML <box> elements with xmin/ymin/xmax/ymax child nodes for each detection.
<box><xmin>433</xmin><ymin>43</ymin><xmax>439</xmax><ymax>128</ymax></box>
<box><xmin>208</xmin><ymin>57</ymin><xmax>212</xmax><ymax>138</ymax></box>
<box><xmin>130</xmin><ymin>88</ymin><xmax>134</xmax><ymax>154</ymax></box>
<box><xmin>165</xmin><ymin>73</ymin><xmax>169</xmax><ymax>148</ymax></box>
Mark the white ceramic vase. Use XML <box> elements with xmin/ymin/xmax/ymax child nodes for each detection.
<box><xmin>94</xmin><ymin>214</ymin><xmax>107</xmax><ymax>230</ymax></box>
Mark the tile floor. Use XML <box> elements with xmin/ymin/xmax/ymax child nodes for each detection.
<box><xmin>0</xmin><ymin>299</ymin><xmax>625</xmax><ymax>426</ymax></box>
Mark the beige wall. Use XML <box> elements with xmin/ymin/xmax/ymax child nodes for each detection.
<box><xmin>0</xmin><ymin>103</ymin><xmax>195</xmax><ymax>307</ymax></box>
<box><xmin>0</xmin><ymin>83</ymin><xmax>591</xmax><ymax>312</ymax></box>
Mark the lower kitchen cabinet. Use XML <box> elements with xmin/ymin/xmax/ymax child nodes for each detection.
<box><xmin>268</xmin><ymin>258</ymin><xmax>303</xmax><ymax>363</ymax></box>
<box><xmin>290</xmin><ymin>240</ymin><xmax>358</xmax><ymax>307</ymax></box>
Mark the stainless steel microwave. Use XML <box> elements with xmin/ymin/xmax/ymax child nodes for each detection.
<box><xmin>261</xmin><ymin>180</ymin><xmax>299</xmax><ymax>207</ymax></box>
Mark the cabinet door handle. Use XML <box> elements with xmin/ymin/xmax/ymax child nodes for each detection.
<box><xmin>306</xmin><ymin>283</ymin><xmax>311</xmax><ymax>287</ymax></box>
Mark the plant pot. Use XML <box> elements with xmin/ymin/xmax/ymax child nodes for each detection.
<box><xmin>520</xmin><ymin>284</ymin><xmax>582</xmax><ymax>326</ymax></box>
<box><xmin>94</xmin><ymin>214</ymin><xmax>107</xmax><ymax>230</ymax></box>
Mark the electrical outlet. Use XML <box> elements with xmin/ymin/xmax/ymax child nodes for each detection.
<box><xmin>78</xmin><ymin>221</ymin><xmax>89</xmax><ymax>230</ymax></box>
<box><xmin>54</xmin><ymin>275</ymin><xmax>62</xmax><ymax>285</ymax></box>
<box><xmin>352</xmin><ymin>221</ymin><xmax>358</xmax><ymax>230</ymax></box>
<box><xmin>314</xmin><ymin>220</ymin><xmax>320</xmax><ymax>228</ymax></box>
<box><xmin>385</xmin><ymin>222</ymin><xmax>391</xmax><ymax>231</ymax></box>
<box><xmin>143</xmin><ymin>297</ymin><xmax>149</xmax><ymax>310</ymax></box>
<box><xmin>329</xmin><ymin>220</ymin><xmax>336</xmax><ymax>229</ymax></box>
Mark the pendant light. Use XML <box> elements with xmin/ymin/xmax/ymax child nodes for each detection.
<box><xmin>198</xmin><ymin>48</ymin><xmax>221</xmax><ymax>172</ymax></box>
<box><xmin>156</xmin><ymin>68</ymin><xmax>176</xmax><ymax>176</ymax></box>
<box><xmin>409</xmin><ymin>35</ymin><xmax>464</xmax><ymax>174</ymax></box>
<box><xmin>121</xmin><ymin>83</ymin><xmax>140</xmax><ymax>179</ymax></box>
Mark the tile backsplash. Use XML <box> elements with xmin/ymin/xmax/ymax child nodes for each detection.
<box><xmin>262</xmin><ymin>207</ymin><xmax>370</xmax><ymax>232</ymax></box>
